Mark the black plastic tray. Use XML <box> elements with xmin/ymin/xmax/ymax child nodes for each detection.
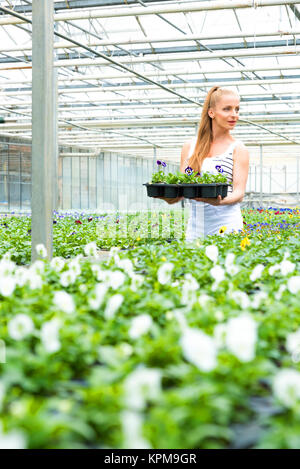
<box><xmin>143</xmin><ymin>183</ymin><xmax>182</xmax><ymax>198</ymax></box>
<box><xmin>144</xmin><ymin>183</ymin><xmax>229</xmax><ymax>199</ymax></box>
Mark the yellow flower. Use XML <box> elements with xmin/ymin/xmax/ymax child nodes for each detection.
<box><xmin>240</xmin><ymin>237</ymin><xmax>251</xmax><ymax>251</ymax></box>
<box><xmin>136</xmin><ymin>237</ymin><xmax>141</xmax><ymax>241</ymax></box>
<box><xmin>219</xmin><ymin>225</ymin><xmax>227</xmax><ymax>234</ymax></box>
<box><xmin>161</xmin><ymin>256</ymin><xmax>166</xmax><ymax>261</ymax></box>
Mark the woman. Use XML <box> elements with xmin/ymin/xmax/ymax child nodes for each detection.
<box><xmin>157</xmin><ymin>86</ymin><xmax>249</xmax><ymax>239</ymax></box>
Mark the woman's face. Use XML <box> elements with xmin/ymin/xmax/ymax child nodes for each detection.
<box><xmin>208</xmin><ymin>93</ymin><xmax>240</xmax><ymax>130</ymax></box>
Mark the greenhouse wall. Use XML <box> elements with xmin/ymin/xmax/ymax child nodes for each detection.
<box><xmin>1</xmin><ymin>135</ymin><xmax>299</xmax><ymax>212</ymax></box>
<box><xmin>60</xmin><ymin>152</ymin><xmax>179</xmax><ymax>212</ymax></box>
<box><xmin>0</xmin><ymin>136</ymin><xmax>179</xmax><ymax>212</ymax></box>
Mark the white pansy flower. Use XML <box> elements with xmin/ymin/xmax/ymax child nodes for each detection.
<box><xmin>84</xmin><ymin>242</ymin><xmax>98</xmax><ymax>257</ymax></box>
<box><xmin>183</xmin><ymin>273</ymin><xmax>199</xmax><ymax>290</ymax></box>
<box><xmin>0</xmin><ymin>382</ymin><xmax>5</xmax><ymax>411</ymax></box>
<box><xmin>79</xmin><ymin>284</ymin><xmax>87</xmax><ymax>294</ymax></box>
<box><xmin>15</xmin><ymin>267</ymin><xmax>28</xmax><ymax>287</ymax></box>
<box><xmin>53</xmin><ymin>291</ymin><xmax>75</xmax><ymax>315</ymax></box>
<box><xmin>91</xmin><ymin>265</ymin><xmax>109</xmax><ymax>282</ymax></box>
<box><xmin>0</xmin><ymin>423</ymin><xmax>26</xmax><ymax>449</ymax></box>
<box><xmin>40</xmin><ymin>319</ymin><xmax>61</xmax><ymax>354</ymax></box>
<box><xmin>27</xmin><ymin>272</ymin><xmax>43</xmax><ymax>290</ymax></box>
<box><xmin>50</xmin><ymin>257</ymin><xmax>65</xmax><ymax>273</ymax></box>
<box><xmin>166</xmin><ymin>311</ymin><xmax>174</xmax><ymax>320</ymax></box>
<box><xmin>104</xmin><ymin>294</ymin><xmax>124</xmax><ymax>320</ymax></box>
<box><xmin>130</xmin><ymin>274</ymin><xmax>144</xmax><ymax>292</ymax></box>
<box><xmin>123</xmin><ymin>366</ymin><xmax>162</xmax><ymax>411</ymax></box>
<box><xmin>283</xmin><ymin>251</ymin><xmax>290</xmax><ymax>261</ymax></box>
<box><xmin>109</xmin><ymin>247</ymin><xmax>121</xmax><ymax>265</ymax></box>
<box><xmin>214</xmin><ymin>323</ymin><xmax>228</xmax><ymax>348</ymax></box>
<box><xmin>230</xmin><ymin>290</ymin><xmax>250</xmax><ymax>309</ymax></box>
<box><xmin>269</xmin><ymin>264</ymin><xmax>280</xmax><ymax>276</ymax></box>
<box><xmin>30</xmin><ymin>260</ymin><xmax>45</xmax><ymax>276</ymax></box>
<box><xmin>205</xmin><ymin>245</ymin><xmax>218</xmax><ymax>263</ymax></box>
<box><xmin>286</xmin><ymin>329</ymin><xmax>300</xmax><ymax>362</ymax></box>
<box><xmin>89</xmin><ymin>283</ymin><xmax>108</xmax><ymax>310</ymax></box>
<box><xmin>0</xmin><ymin>259</ymin><xmax>15</xmax><ymax>277</ymax></box>
<box><xmin>251</xmin><ymin>291</ymin><xmax>268</xmax><ymax>309</ymax></box>
<box><xmin>275</xmin><ymin>284</ymin><xmax>286</xmax><ymax>300</ymax></box>
<box><xmin>60</xmin><ymin>269</ymin><xmax>77</xmax><ymax>287</ymax></box>
<box><xmin>119</xmin><ymin>343</ymin><xmax>133</xmax><ymax>358</ymax></box>
<box><xmin>129</xmin><ymin>314</ymin><xmax>153</xmax><ymax>339</ymax></box>
<box><xmin>107</xmin><ymin>270</ymin><xmax>126</xmax><ymax>290</ymax></box>
<box><xmin>157</xmin><ymin>262</ymin><xmax>174</xmax><ymax>285</ymax></box>
<box><xmin>121</xmin><ymin>411</ymin><xmax>151</xmax><ymax>449</ymax></box>
<box><xmin>210</xmin><ymin>265</ymin><xmax>225</xmax><ymax>284</ymax></box>
<box><xmin>171</xmin><ymin>280</ymin><xmax>180</xmax><ymax>288</ymax></box>
<box><xmin>226</xmin><ymin>264</ymin><xmax>240</xmax><ymax>276</ymax></box>
<box><xmin>1</xmin><ymin>252</ymin><xmax>12</xmax><ymax>261</ymax></box>
<box><xmin>180</xmin><ymin>327</ymin><xmax>217</xmax><ymax>372</ymax></box>
<box><xmin>116</xmin><ymin>258</ymin><xmax>134</xmax><ymax>276</ymax></box>
<box><xmin>109</xmin><ymin>246</ymin><xmax>121</xmax><ymax>256</ymax></box>
<box><xmin>0</xmin><ymin>276</ymin><xmax>16</xmax><ymax>297</ymax></box>
<box><xmin>273</xmin><ymin>369</ymin><xmax>300</xmax><ymax>408</ymax></box>
<box><xmin>250</xmin><ymin>264</ymin><xmax>264</xmax><ymax>282</ymax></box>
<box><xmin>226</xmin><ymin>314</ymin><xmax>257</xmax><ymax>362</ymax></box>
<box><xmin>35</xmin><ymin>244</ymin><xmax>47</xmax><ymax>258</ymax></box>
<box><xmin>181</xmin><ymin>273</ymin><xmax>198</xmax><ymax>305</ymax></box>
<box><xmin>198</xmin><ymin>294</ymin><xmax>212</xmax><ymax>307</ymax></box>
<box><xmin>174</xmin><ymin>310</ymin><xmax>188</xmax><ymax>330</ymax></box>
<box><xmin>225</xmin><ymin>253</ymin><xmax>235</xmax><ymax>267</ymax></box>
<box><xmin>280</xmin><ymin>260</ymin><xmax>295</xmax><ymax>276</ymax></box>
<box><xmin>68</xmin><ymin>259</ymin><xmax>81</xmax><ymax>276</ymax></box>
<box><xmin>224</xmin><ymin>253</ymin><xmax>240</xmax><ymax>276</ymax></box>
<box><xmin>181</xmin><ymin>289</ymin><xmax>197</xmax><ymax>307</ymax></box>
<box><xmin>287</xmin><ymin>276</ymin><xmax>300</xmax><ymax>294</ymax></box>
<box><xmin>8</xmin><ymin>314</ymin><xmax>34</xmax><ymax>341</ymax></box>
<box><xmin>210</xmin><ymin>265</ymin><xmax>225</xmax><ymax>282</ymax></box>
<box><xmin>215</xmin><ymin>310</ymin><xmax>225</xmax><ymax>322</ymax></box>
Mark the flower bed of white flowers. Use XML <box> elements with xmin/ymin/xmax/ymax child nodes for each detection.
<box><xmin>0</xmin><ymin>218</ymin><xmax>300</xmax><ymax>448</ymax></box>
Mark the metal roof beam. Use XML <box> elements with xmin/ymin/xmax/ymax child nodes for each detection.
<box><xmin>1</xmin><ymin>0</ymin><xmax>300</xmax><ymax>26</ymax></box>
<box><xmin>1</xmin><ymin>38</ymin><xmax>300</xmax><ymax>62</ymax></box>
<box><xmin>2</xmin><ymin>28</ymin><xmax>300</xmax><ymax>53</ymax></box>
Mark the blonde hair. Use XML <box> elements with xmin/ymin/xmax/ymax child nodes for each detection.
<box><xmin>188</xmin><ymin>86</ymin><xmax>239</xmax><ymax>173</ymax></box>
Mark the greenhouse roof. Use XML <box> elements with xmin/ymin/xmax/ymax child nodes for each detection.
<box><xmin>0</xmin><ymin>0</ymin><xmax>300</xmax><ymax>160</ymax></box>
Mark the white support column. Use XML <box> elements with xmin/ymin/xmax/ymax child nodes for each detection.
<box><xmin>297</xmin><ymin>155</ymin><xmax>299</xmax><ymax>202</ymax></box>
<box><xmin>31</xmin><ymin>0</ymin><xmax>55</xmax><ymax>261</ymax></box>
<box><xmin>53</xmin><ymin>22</ymin><xmax>59</xmax><ymax>211</ymax></box>
<box><xmin>260</xmin><ymin>145</ymin><xmax>263</xmax><ymax>207</ymax></box>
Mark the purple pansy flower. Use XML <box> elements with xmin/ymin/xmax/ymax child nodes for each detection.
<box><xmin>161</xmin><ymin>161</ymin><xmax>166</xmax><ymax>167</ymax></box>
<box><xmin>215</xmin><ymin>165</ymin><xmax>223</xmax><ymax>173</ymax></box>
<box><xmin>156</xmin><ymin>160</ymin><xmax>162</xmax><ymax>165</ymax></box>
<box><xmin>185</xmin><ymin>166</ymin><xmax>193</xmax><ymax>175</ymax></box>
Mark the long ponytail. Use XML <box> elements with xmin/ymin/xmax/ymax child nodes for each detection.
<box><xmin>188</xmin><ymin>86</ymin><xmax>238</xmax><ymax>173</ymax></box>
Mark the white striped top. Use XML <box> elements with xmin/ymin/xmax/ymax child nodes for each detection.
<box><xmin>185</xmin><ymin>138</ymin><xmax>241</xmax><ymax>193</ymax></box>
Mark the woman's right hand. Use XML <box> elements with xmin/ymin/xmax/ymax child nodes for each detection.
<box><xmin>153</xmin><ymin>196</ymin><xmax>184</xmax><ymax>204</ymax></box>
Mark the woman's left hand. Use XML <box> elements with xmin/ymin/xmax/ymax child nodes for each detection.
<box><xmin>190</xmin><ymin>195</ymin><xmax>225</xmax><ymax>206</ymax></box>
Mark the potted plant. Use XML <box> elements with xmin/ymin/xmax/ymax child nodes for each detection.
<box><xmin>144</xmin><ymin>161</ymin><xmax>231</xmax><ymax>199</ymax></box>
